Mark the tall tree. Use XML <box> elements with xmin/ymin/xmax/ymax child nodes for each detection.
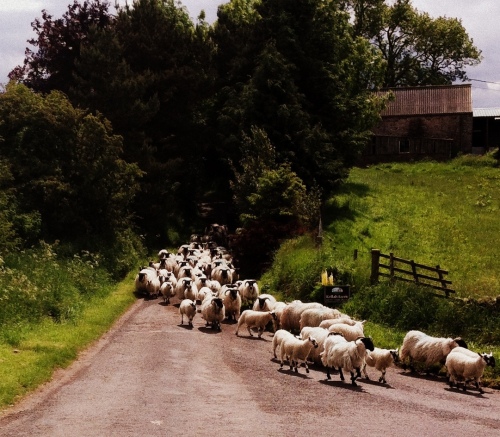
<box><xmin>342</xmin><ymin>0</ymin><xmax>482</xmax><ymax>87</ymax></box>
<box><xmin>212</xmin><ymin>0</ymin><xmax>386</xmax><ymax>200</ymax></box>
<box><xmin>0</xmin><ymin>83</ymin><xmax>142</xmax><ymax>253</ymax></box>
<box><xmin>9</xmin><ymin>0</ymin><xmax>114</xmax><ymax>94</ymax></box>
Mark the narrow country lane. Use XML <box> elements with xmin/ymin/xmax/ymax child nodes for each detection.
<box><xmin>1</xmin><ymin>296</ymin><xmax>499</xmax><ymax>437</ymax></box>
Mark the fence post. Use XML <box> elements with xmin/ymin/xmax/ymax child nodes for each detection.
<box><xmin>389</xmin><ymin>252</ymin><xmax>395</xmax><ymax>282</ymax></box>
<box><xmin>370</xmin><ymin>249</ymin><xmax>380</xmax><ymax>284</ymax></box>
<box><xmin>436</xmin><ymin>264</ymin><xmax>449</xmax><ymax>297</ymax></box>
<box><xmin>353</xmin><ymin>249</ymin><xmax>358</xmax><ymax>261</ymax></box>
<box><xmin>411</xmin><ymin>260</ymin><xmax>419</xmax><ymax>283</ymax></box>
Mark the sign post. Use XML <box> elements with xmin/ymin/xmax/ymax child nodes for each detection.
<box><xmin>323</xmin><ymin>285</ymin><xmax>350</xmax><ymax>306</ymax></box>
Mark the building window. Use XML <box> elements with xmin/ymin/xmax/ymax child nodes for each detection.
<box><xmin>399</xmin><ymin>139</ymin><xmax>410</xmax><ymax>153</ymax></box>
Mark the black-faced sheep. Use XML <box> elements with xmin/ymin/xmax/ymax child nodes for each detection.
<box><xmin>328</xmin><ymin>320</ymin><xmax>366</xmax><ymax>341</ymax></box>
<box><xmin>252</xmin><ymin>294</ymin><xmax>277</xmax><ymax>312</ymax></box>
<box><xmin>221</xmin><ymin>285</ymin><xmax>242</xmax><ymax>321</ymax></box>
<box><xmin>200</xmin><ymin>297</ymin><xmax>225</xmax><ymax>331</ymax></box>
<box><xmin>299</xmin><ymin>307</ymin><xmax>342</xmax><ymax>331</ymax></box>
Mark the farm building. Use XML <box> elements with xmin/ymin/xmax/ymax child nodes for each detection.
<box><xmin>360</xmin><ymin>84</ymin><xmax>473</xmax><ymax>164</ymax></box>
<box><xmin>472</xmin><ymin>107</ymin><xmax>500</xmax><ymax>154</ymax></box>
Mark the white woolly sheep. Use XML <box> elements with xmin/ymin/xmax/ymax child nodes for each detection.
<box><xmin>445</xmin><ymin>347</ymin><xmax>495</xmax><ymax>393</ymax></box>
<box><xmin>134</xmin><ymin>267</ymin><xmax>157</xmax><ymax>296</ymax></box>
<box><xmin>322</xmin><ymin>335</ymin><xmax>375</xmax><ymax>385</ymax></box>
<box><xmin>328</xmin><ymin>320</ymin><xmax>366</xmax><ymax>341</ymax></box>
<box><xmin>197</xmin><ymin>286</ymin><xmax>214</xmax><ymax>304</ymax></box>
<box><xmin>145</xmin><ymin>275</ymin><xmax>161</xmax><ymax>299</ymax></box>
<box><xmin>175</xmin><ymin>277</ymin><xmax>197</xmax><ymax>301</ymax></box>
<box><xmin>280</xmin><ymin>301</ymin><xmax>324</xmax><ymax>334</ymax></box>
<box><xmin>179</xmin><ymin>299</ymin><xmax>197</xmax><ymax>327</ymax></box>
<box><xmin>211</xmin><ymin>264</ymin><xmax>233</xmax><ymax>285</ymax></box>
<box><xmin>221</xmin><ymin>285</ymin><xmax>242</xmax><ymax>321</ymax></box>
<box><xmin>238</xmin><ymin>279</ymin><xmax>260</xmax><ymax>303</ymax></box>
<box><xmin>279</xmin><ymin>335</ymin><xmax>319</xmax><ymax>374</ymax></box>
<box><xmin>361</xmin><ymin>347</ymin><xmax>400</xmax><ymax>384</ymax></box>
<box><xmin>299</xmin><ymin>307</ymin><xmax>342</xmax><ymax>331</ymax></box>
<box><xmin>272</xmin><ymin>329</ymin><xmax>297</xmax><ymax>359</ymax></box>
<box><xmin>235</xmin><ymin>310</ymin><xmax>277</xmax><ymax>338</ymax></box>
<box><xmin>271</xmin><ymin>301</ymin><xmax>287</xmax><ymax>330</ymax></box>
<box><xmin>252</xmin><ymin>294</ymin><xmax>277</xmax><ymax>312</ymax></box>
<box><xmin>300</xmin><ymin>326</ymin><xmax>330</xmax><ymax>365</ymax></box>
<box><xmin>158</xmin><ymin>269</ymin><xmax>177</xmax><ymax>288</ymax></box>
<box><xmin>319</xmin><ymin>315</ymin><xmax>356</xmax><ymax>329</ymax></box>
<box><xmin>400</xmin><ymin>330</ymin><xmax>467</xmax><ymax>373</ymax></box>
<box><xmin>200</xmin><ymin>297</ymin><xmax>225</xmax><ymax>330</ymax></box>
<box><xmin>159</xmin><ymin>280</ymin><xmax>175</xmax><ymax>304</ymax></box>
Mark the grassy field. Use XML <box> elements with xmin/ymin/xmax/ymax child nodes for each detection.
<box><xmin>260</xmin><ymin>154</ymin><xmax>500</xmax><ymax>384</ymax></box>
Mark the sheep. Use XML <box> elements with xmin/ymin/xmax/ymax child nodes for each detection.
<box><xmin>179</xmin><ymin>299</ymin><xmax>197</xmax><ymax>327</ymax></box>
<box><xmin>252</xmin><ymin>294</ymin><xmax>277</xmax><ymax>312</ymax></box>
<box><xmin>400</xmin><ymin>330</ymin><xmax>467</xmax><ymax>373</ymax></box>
<box><xmin>299</xmin><ymin>307</ymin><xmax>342</xmax><ymax>331</ymax></box>
<box><xmin>175</xmin><ymin>277</ymin><xmax>197</xmax><ymax>301</ymax></box>
<box><xmin>159</xmin><ymin>280</ymin><xmax>175</xmax><ymax>304</ymax></box>
<box><xmin>445</xmin><ymin>347</ymin><xmax>495</xmax><ymax>393</ymax></box>
<box><xmin>279</xmin><ymin>335</ymin><xmax>319</xmax><ymax>373</ymax></box>
<box><xmin>300</xmin><ymin>326</ymin><xmax>330</xmax><ymax>365</ymax></box>
<box><xmin>280</xmin><ymin>301</ymin><xmax>324</xmax><ymax>334</ymax></box>
<box><xmin>134</xmin><ymin>267</ymin><xmax>157</xmax><ymax>296</ymax></box>
<box><xmin>158</xmin><ymin>249</ymin><xmax>171</xmax><ymax>260</ymax></box>
<box><xmin>158</xmin><ymin>269</ymin><xmax>177</xmax><ymax>288</ymax></box>
<box><xmin>200</xmin><ymin>297</ymin><xmax>225</xmax><ymax>331</ymax></box>
<box><xmin>328</xmin><ymin>320</ymin><xmax>366</xmax><ymax>341</ymax></box>
<box><xmin>272</xmin><ymin>329</ymin><xmax>297</xmax><ymax>359</ymax></box>
<box><xmin>319</xmin><ymin>315</ymin><xmax>356</xmax><ymax>329</ymax></box>
<box><xmin>271</xmin><ymin>301</ymin><xmax>288</xmax><ymax>331</ymax></box>
<box><xmin>145</xmin><ymin>275</ymin><xmax>161</xmax><ymax>299</ymax></box>
<box><xmin>321</xmin><ymin>335</ymin><xmax>375</xmax><ymax>385</ymax></box>
<box><xmin>361</xmin><ymin>347</ymin><xmax>400</xmax><ymax>384</ymax></box>
<box><xmin>221</xmin><ymin>285</ymin><xmax>242</xmax><ymax>321</ymax></box>
<box><xmin>235</xmin><ymin>310</ymin><xmax>277</xmax><ymax>338</ymax></box>
<box><xmin>208</xmin><ymin>279</ymin><xmax>221</xmax><ymax>295</ymax></box>
<box><xmin>238</xmin><ymin>279</ymin><xmax>260</xmax><ymax>303</ymax></box>
<box><xmin>211</xmin><ymin>264</ymin><xmax>233</xmax><ymax>285</ymax></box>
<box><xmin>197</xmin><ymin>286</ymin><xmax>214</xmax><ymax>304</ymax></box>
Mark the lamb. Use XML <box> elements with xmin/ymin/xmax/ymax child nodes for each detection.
<box><xmin>400</xmin><ymin>330</ymin><xmax>467</xmax><ymax>373</ymax></box>
<box><xmin>328</xmin><ymin>320</ymin><xmax>366</xmax><ymax>341</ymax></box>
<box><xmin>321</xmin><ymin>335</ymin><xmax>375</xmax><ymax>385</ymax></box>
<box><xmin>235</xmin><ymin>310</ymin><xmax>277</xmax><ymax>338</ymax></box>
<box><xmin>361</xmin><ymin>347</ymin><xmax>400</xmax><ymax>383</ymax></box>
<box><xmin>179</xmin><ymin>299</ymin><xmax>197</xmax><ymax>327</ymax></box>
<box><xmin>197</xmin><ymin>286</ymin><xmax>214</xmax><ymax>304</ymax></box>
<box><xmin>221</xmin><ymin>285</ymin><xmax>242</xmax><ymax>321</ymax></box>
<box><xmin>445</xmin><ymin>347</ymin><xmax>495</xmax><ymax>393</ymax></box>
<box><xmin>271</xmin><ymin>301</ymin><xmax>288</xmax><ymax>330</ymax></box>
<box><xmin>200</xmin><ymin>297</ymin><xmax>225</xmax><ymax>330</ymax></box>
<box><xmin>279</xmin><ymin>335</ymin><xmax>319</xmax><ymax>373</ymax></box>
<box><xmin>299</xmin><ymin>307</ymin><xmax>342</xmax><ymax>330</ymax></box>
<box><xmin>145</xmin><ymin>275</ymin><xmax>161</xmax><ymax>299</ymax></box>
<box><xmin>300</xmin><ymin>326</ymin><xmax>330</xmax><ymax>365</ymax></box>
<box><xmin>272</xmin><ymin>329</ymin><xmax>297</xmax><ymax>359</ymax></box>
<box><xmin>159</xmin><ymin>280</ymin><xmax>175</xmax><ymax>304</ymax></box>
<box><xmin>252</xmin><ymin>294</ymin><xmax>277</xmax><ymax>312</ymax></box>
<box><xmin>280</xmin><ymin>301</ymin><xmax>324</xmax><ymax>334</ymax></box>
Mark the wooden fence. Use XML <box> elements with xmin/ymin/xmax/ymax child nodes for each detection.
<box><xmin>370</xmin><ymin>249</ymin><xmax>455</xmax><ymax>297</ymax></box>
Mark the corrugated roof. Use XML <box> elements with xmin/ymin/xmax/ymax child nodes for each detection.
<box><xmin>377</xmin><ymin>84</ymin><xmax>472</xmax><ymax>116</ymax></box>
<box><xmin>473</xmin><ymin>107</ymin><xmax>500</xmax><ymax>118</ymax></box>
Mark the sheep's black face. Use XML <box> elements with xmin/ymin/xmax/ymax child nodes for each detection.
<box><xmin>390</xmin><ymin>349</ymin><xmax>400</xmax><ymax>364</ymax></box>
<box><xmin>454</xmin><ymin>337</ymin><xmax>468</xmax><ymax>349</ymax></box>
<box><xmin>483</xmin><ymin>354</ymin><xmax>496</xmax><ymax>368</ymax></box>
<box><xmin>361</xmin><ymin>337</ymin><xmax>375</xmax><ymax>351</ymax></box>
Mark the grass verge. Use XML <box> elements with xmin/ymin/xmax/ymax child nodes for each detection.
<box><xmin>0</xmin><ymin>272</ymin><xmax>136</xmax><ymax>411</ymax></box>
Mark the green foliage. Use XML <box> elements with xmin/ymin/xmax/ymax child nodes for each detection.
<box><xmin>0</xmin><ymin>242</ymin><xmax>113</xmax><ymax>328</ymax></box>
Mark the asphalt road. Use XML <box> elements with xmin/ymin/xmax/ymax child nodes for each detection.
<box><xmin>1</xmin><ymin>296</ymin><xmax>500</xmax><ymax>437</ymax></box>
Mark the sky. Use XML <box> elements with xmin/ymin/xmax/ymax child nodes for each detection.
<box><xmin>1</xmin><ymin>0</ymin><xmax>499</xmax><ymax>108</ymax></box>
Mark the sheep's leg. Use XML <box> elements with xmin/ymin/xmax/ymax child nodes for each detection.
<box><xmin>257</xmin><ymin>327</ymin><xmax>263</xmax><ymax>338</ymax></box>
<box><xmin>338</xmin><ymin>367</ymin><xmax>345</xmax><ymax>381</ymax></box>
<box><xmin>362</xmin><ymin>364</ymin><xmax>369</xmax><ymax>379</ymax></box>
<box><xmin>379</xmin><ymin>370</ymin><xmax>386</xmax><ymax>384</ymax></box>
<box><xmin>326</xmin><ymin>367</ymin><xmax>331</xmax><ymax>380</ymax></box>
<box><xmin>350</xmin><ymin>371</ymin><xmax>358</xmax><ymax>386</ymax></box>
<box><xmin>304</xmin><ymin>360</ymin><xmax>309</xmax><ymax>373</ymax></box>
<box><xmin>356</xmin><ymin>367</ymin><xmax>362</xmax><ymax>378</ymax></box>
<box><xmin>247</xmin><ymin>325</ymin><xmax>254</xmax><ymax>337</ymax></box>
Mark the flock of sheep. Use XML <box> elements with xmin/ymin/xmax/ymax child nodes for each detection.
<box><xmin>134</xmin><ymin>235</ymin><xmax>496</xmax><ymax>394</ymax></box>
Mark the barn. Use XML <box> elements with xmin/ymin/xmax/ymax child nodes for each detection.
<box><xmin>360</xmin><ymin>84</ymin><xmax>473</xmax><ymax>164</ymax></box>
<box><xmin>472</xmin><ymin>107</ymin><xmax>500</xmax><ymax>154</ymax></box>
